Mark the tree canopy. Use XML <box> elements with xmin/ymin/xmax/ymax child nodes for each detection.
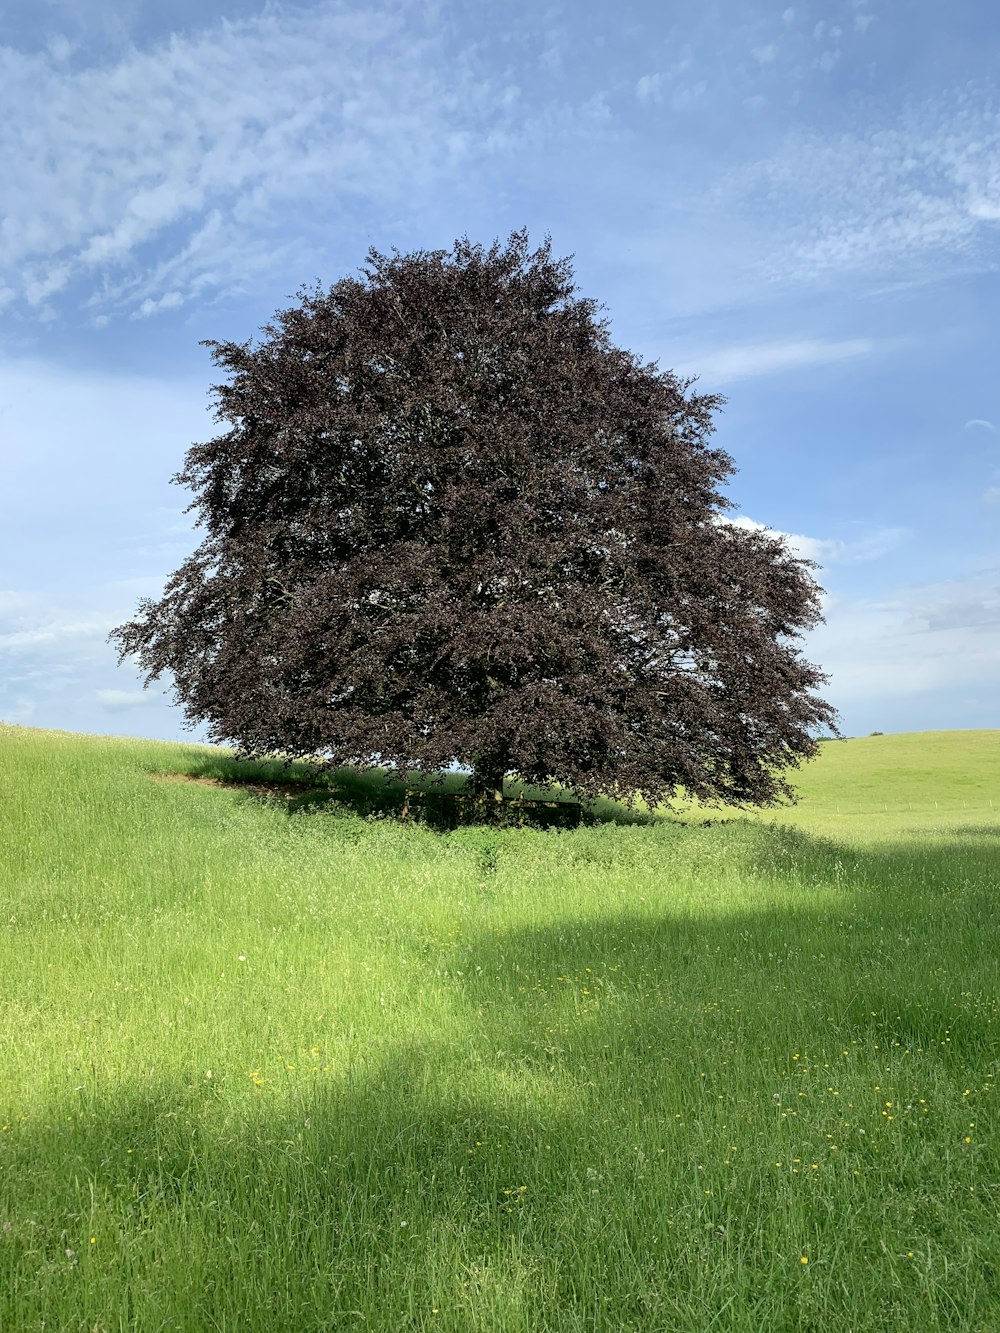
<box><xmin>111</xmin><ymin>228</ymin><xmax>838</xmax><ymax>810</ymax></box>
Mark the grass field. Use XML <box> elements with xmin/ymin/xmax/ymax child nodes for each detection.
<box><xmin>1</xmin><ymin>723</ymin><xmax>999</xmax><ymax>1331</ymax></box>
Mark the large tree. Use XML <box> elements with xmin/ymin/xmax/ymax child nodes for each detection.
<box><xmin>111</xmin><ymin>228</ymin><xmax>837</xmax><ymax>810</ymax></box>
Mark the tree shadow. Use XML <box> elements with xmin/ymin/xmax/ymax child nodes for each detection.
<box><xmin>2</xmin><ymin>1064</ymin><xmax>587</xmax><ymax>1329</ymax></box>
<box><xmin>147</xmin><ymin>752</ymin><xmax>665</xmax><ymax>831</ymax></box>
<box><xmin>7</xmin><ymin>821</ymin><xmax>1000</xmax><ymax>1328</ymax></box>
<box><xmin>441</xmin><ymin>817</ymin><xmax>1000</xmax><ymax>1086</ymax></box>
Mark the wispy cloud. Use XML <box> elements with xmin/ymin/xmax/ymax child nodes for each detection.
<box><xmin>0</xmin><ymin>1</ymin><xmax>534</xmax><ymax>320</ymax></box>
<box><xmin>676</xmin><ymin>337</ymin><xmax>876</xmax><ymax>383</ymax></box>
<box><xmin>716</xmin><ymin>89</ymin><xmax>1000</xmax><ymax>289</ymax></box>
<box><xmin>966</xmin><ymin>418</ymin><xmax>996</xmax><ymax>433</ymax></box>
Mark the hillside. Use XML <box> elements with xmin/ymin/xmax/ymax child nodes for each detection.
<box><xmin>715</xmin><ymin>729</ymin><xmax>1000</xmax><ymax>842</ymax></box>
<box><xmin>1</xmin><ymin>723</ymin><xmax>999</xmax><ymax>1331</ymax></box>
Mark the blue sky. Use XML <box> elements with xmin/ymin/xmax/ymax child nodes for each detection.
<box><xmin>2</xmin><ymin>0</ymin><xmax>999</xmax><ymax>744</ymax></box>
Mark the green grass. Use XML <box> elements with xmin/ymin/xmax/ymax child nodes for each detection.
<box><xmin>1</xmin><ymin>723</ymin><xmax>999</xmax><ymax>1331</ymax></box>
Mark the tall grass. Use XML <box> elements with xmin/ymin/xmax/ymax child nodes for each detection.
<box><xmin>1</xmin><ymin>724</ymin><xmax>998</xmax><ymax>1330</ymax></box>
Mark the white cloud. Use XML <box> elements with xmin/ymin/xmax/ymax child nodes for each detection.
<box><xmin>751</xmin><ymin>44</ymin><xmax>778</xmax><ymax>64</ymax></box>
<box><xmin>911</xmin><ymin>579</ymin><xmax>1000</xmax><ymax>632</ymax></box>
<box><xmin>132</xmin><ymin>291</ymin><xmax>184</xmax><ymax>320</ymax></box>
<box><xmin>0</xmin><ymin>616</ymin><xmax>111</xmax><ymax>651</ymax></box>
<box><xmin>538</xmin><ymin>44</ymin><xmax>562</xmax><ymax>73</ymax></box>
<box><xmin>635</xmin><ymin>60</ymin><xmax>708</xmax><ymax>113</ymax></box>
<box><xmin>0</xmin><ymin>354</ymin><xmax>208</xmax><ymax>726</ymax></box>
<box><xmin>715</xmin><ymin>90</ymin><xmax>1000</xmax><ymax>289</ymax></box>
<box><xmin>705</xmin><ymin>522</ymin><xmax>1000</xmax><ymax>729</ymax></box>
<box><xmin>670</xmin><ymin>80</ymin><xmax>708</xmax><ymax>111</ymax></box>
<box><xmin>0</xmin><ymin>579</ymin><xmax>187</xmax><ymax>738</ymax></box>
<box><xmin>809</xmin><ymin>572</ymin><xmax>1000</xmax><ymax>704</ymax></box>
<box><xmin>95</xmin><ymin>688</ymin><xmax>161</xmax><ymax>711</ymax></box>
<box><xmin>966</xmin><ymin>418</ymin><xmax>996</xmax><ymax>432</ymax></box>
<box><xmin>636</xmin><ymin>73</ymin><xmax>665</xmax><ymax>104</ymax></box>
<box><xmin>23</xmin><ymin>262</ymin><xmax>72</xmax><ymax>306</ymax></box>
<box><xmin>0</xmin><ymin>697</ymin><xmax>36</xmax><ymax>726</ymax></box>
<box><xmin>725</xmin><ymin>515</ymin><xmax>834</xmax><ymax>563</ymax></box>
<box><xmin>0</xmin><ymin>590</ymin><xmax>33</xmax><ymax>616</ymax></box>
<box><xmin>724</xmin><ymin>515</ymin><xmax>905</xmax><ymax>566</ymax></box>
<box><xmin>676</xmin><ymin>337</ymin><xmax>876</xmax><ymax>383</ymax></box>
<box><xmin>582</xmin><ymin>92</ymin><xmax>612</xmax><ymax>122</ymax></box>
<box><xmin>0</xmin><ymin>1</ymin><xmax>537</xmax><ymax>318</ymax></box>
<box><xmin>46</xmin><ymin>34</ymin><xmax>74</xmax><ymax>63</ymax></box>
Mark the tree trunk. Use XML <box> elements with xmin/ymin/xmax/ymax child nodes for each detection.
<box><xmin>471</xmin><ymin>760</ymin><xmax>506</xmax><ymax>812</ymax></box>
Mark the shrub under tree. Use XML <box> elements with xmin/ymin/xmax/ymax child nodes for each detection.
<box><xmin>111</xmin><ymin>228</ymin><xmax>838</xmax><ymax>812</ymax></box>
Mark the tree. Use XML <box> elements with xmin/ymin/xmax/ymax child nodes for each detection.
<box><xmin>111</xmin><ymin>228</ymin><xmax>838</xmax><ymax>812</ymax></box>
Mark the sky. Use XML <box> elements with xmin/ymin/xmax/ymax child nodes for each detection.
<box><xmin>2</xmin><ymin>0</ymin><xmax>1000</xmax><ymax>745</ymax></box>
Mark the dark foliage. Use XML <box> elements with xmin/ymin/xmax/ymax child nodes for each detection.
<box><xmin>111</xmin><ymin>228</ymin><xmax>838</xmax><ymax>810</ymax></box>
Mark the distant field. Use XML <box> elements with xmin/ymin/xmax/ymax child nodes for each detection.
<box><xmin>1</xmin><ymin>724</ymin><xmax>999</xmax><ymax>1331</ymax></box>
<box><xmin>686</xmin><ymin>728</ymin><xmax>1000</xmax><ymax>842</ymax></box>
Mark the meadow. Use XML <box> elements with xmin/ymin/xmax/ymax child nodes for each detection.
<box><xmin>1</xmin><ymin>723</ymin><xmax>999</xmax><ymax>1331</ymax></box>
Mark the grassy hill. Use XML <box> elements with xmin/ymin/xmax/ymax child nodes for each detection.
<box><xmin>697</xmin><ymin>729</ymin><xmax>1000</xmax><ymax>841</ymax></box>
<box><xmin>780</xmin><ymin>727</ymin><xmax>999</xmax><ymax>812</ymax></box>
<box><xmin>2</xmin><ymin>723</ymin><xmax>999</xmax><ymax>1330</ymax></box>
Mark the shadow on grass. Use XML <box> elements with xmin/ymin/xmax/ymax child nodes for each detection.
<box><xmin>8</xmin><ymin>823</ymin><xmax>1000</xmax><ymax>1328</ymax></box>
<box><xmin>1</xmin><ymin>1066</ymin><xmax>592</xmax><ymax>1330</ymax></box>
<box><xmin>152</xmin><ymin>751</ymin><xmax>664</xmax><ymax>831</ymax></box>
<box><xmin>943</xmin><ymin>823</ymin><xmax>1000</xmax><ymax>838</ymax></box>
<box><xmin>443</xmin><ymin>818</ymin><xmax>1000</xmax><ymax>1083</ymax></box>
